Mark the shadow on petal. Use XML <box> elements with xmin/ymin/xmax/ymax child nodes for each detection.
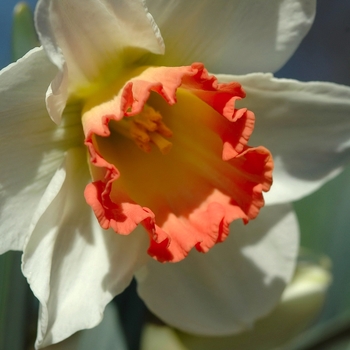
<box><xmin>136</xmin><ymin>204</ymin><xmax>299</xmax><ymax>336</ymax></box>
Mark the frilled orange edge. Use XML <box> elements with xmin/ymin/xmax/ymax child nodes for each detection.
<box><xmin>82</xmin><ymin>62</ymin><xmax>273</xmax><ymax>263</ymax></box>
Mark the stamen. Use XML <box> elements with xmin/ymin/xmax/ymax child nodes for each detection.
<box><xmin>111</xmin><ymin>104</ymin><xmax>173</xmax><ymax>154</ymax></box>
<box><xmin>130</xmin><ymin>123</ymin><xmax>150</xmax><ymax>143</ymax></box>
<box><xmin>157</xmin><ymin>122</ymin><xmax>173</xmax><ymax>138</ymax></box>
<box><xmin>149</xmin><ymin>132</ymin><xmax>173</xmax><ymax>155</ymax></box>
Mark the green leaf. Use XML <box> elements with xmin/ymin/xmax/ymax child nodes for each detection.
<box><xmin>12</xmin><ymin>2</ymin><xmax>39</xmax><ymax>61</ymax></box>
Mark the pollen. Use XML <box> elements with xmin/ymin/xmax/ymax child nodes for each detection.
<box><xmin>112</xmin><ymin>105</ymin><xmax>173</xmax><ymax>154</ymax></box>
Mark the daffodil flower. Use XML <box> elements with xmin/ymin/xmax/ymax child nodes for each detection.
<box><xmin>1</xmin><ymin>0</ymin><xmax>350</xmax><ymax>349</ymax></box>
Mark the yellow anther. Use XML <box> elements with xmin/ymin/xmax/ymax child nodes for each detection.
<box><xmin>142</xmin><ymin>105</ymin><xmax>163</xmax><ymax>122</ymax></box>
<box><xmin>134</xmin><ymin>139</ymin><xmax>152</xmax><ymax>153</ymax></box>
<box><xmin>149</xmin><ymin>132</ymin><xmax>173</xmax><ymax>155</ymax></box>
<box><xmin>134</xmin><ymin>117</ymin><xmax>158</xmax><ymax>132</ymax></box>
<box><xmin>111</xmin><ymin>104</ymin><xmax>173</xmax><ymax>154</ymax></box>
<box><xmin>129</xmin><ymin>122</ymin><xmax>150</xmax><ymax>143</ymax></box>
<box><xmin>157</xmin><ymin>121</ymin><xmax>173</xmax><ymax>138</ymax></box>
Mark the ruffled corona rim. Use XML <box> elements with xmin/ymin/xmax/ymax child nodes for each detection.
<box><xmin>82</xmin><ymin>63</ymin><xmax>273</xmax><ymax>262</ymax></box>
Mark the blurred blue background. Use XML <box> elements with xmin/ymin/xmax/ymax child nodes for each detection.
<box><xmin>0</xmin><ymin>0</ymin><xmax>37</xmax><ymax>68</ymax></box>
<box><xmin>276</xmin><ymin>0</ymin><xmax>350</xmax><ymax>85</ymax></box>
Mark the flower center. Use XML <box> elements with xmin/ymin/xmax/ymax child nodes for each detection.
<box><xmin>110</xmin><ymin>104</ymin><xmax>173</xmax><ymax>154</ymax></box>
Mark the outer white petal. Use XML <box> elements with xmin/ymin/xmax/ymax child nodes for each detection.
<box><xmin>136</xmin><ymin>204</ymin><xmax>298</xmax><ymax>336</ymax></box>
<box><xmin>35</xmin><ymin>0</ymin><xmax>164</xmax><ymax>123</ymax></box>
<box><xmin>146</xmin><ymin>0</ymin><xmax>316</xmax><ymax>74</ymax></box>
<box><xmin>0</xmin><ymin>47</ymin><xmax>81</xmax><ymax>254</ymax></box>
<box><xmin>22</xmin><ymin>149</ymin><xmax>150</xmax><ymax>348</ymax></box>
<box><xmin>44</xmin><ymin>302</ymin><xmax>128</xmax><ymax>350</ymax></box>
<box><xmin>218</xmin><ymin>73</ymin><xmax>350</xmax><ymax>204</ymax></box>
<box><xmin>142</xmin><ymin>261</ymin><xmax>330</xmax><ymax>350</ymax></box>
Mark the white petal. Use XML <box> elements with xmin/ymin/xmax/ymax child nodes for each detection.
<box><xmin>147</xmin><ymin>0</ymin><xmax>316</xmax><ymax>74</ymax></box>
<box><xmin>35</xmin><ymin>0</ymin><xmax>164</xmax><ymax>80</ymax></box>
<box><xmin>167</xmin><ymin>260</ymin><xmax>331</xmax><ymax>350</ymax></box>
<box><xmin>35</xmin><ymin>0</ymin><xmax>165</xmax><ymax>122</ymax></box>
<box><xmin>22</xmin><ymin>148</ymin><xmax>150</xmax><ymax>348</ymax></box>
<box><xmin>218</xmin><ymin>73</ymin><xmax>350</xmax><ymax>204</ymax></box>
<box><xmin>0</xmin><ymin>47</ymin><xmax>80</xmax><ymax>254</ymax></box>
<box><xmin>136</xmin><ymin>204</ymin><xmax>298</xmax><ymax>336</ymax></box>
<box><xmin>44</xmin><ymin>302</ymin><xmax>128</xmax><ymax>350</ymax></box>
